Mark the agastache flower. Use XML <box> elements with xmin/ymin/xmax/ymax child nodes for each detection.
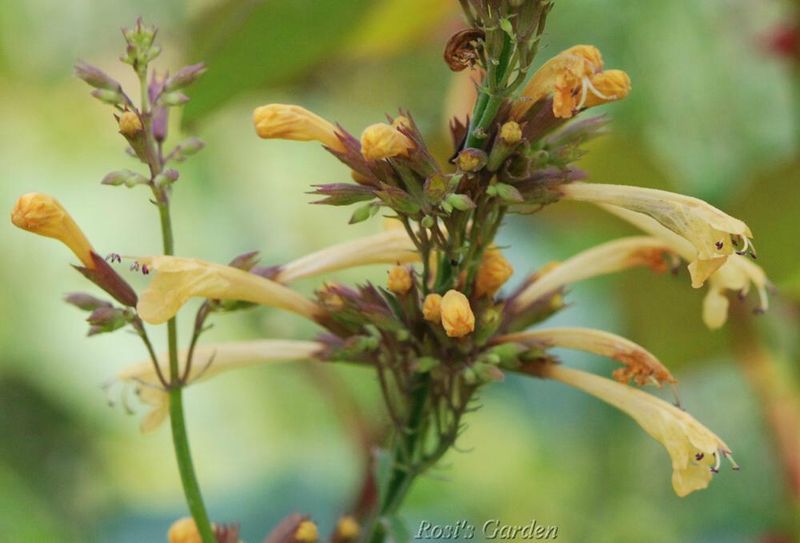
<box><xmin>511</xmin><ymin>45</ymin><xmax>631</xmax><ymax>120</ymax></box>
<box><xmin>135</xmin><ymin>256</ymin><xmax>320</xmax><ymax>325</ymax></box>
<box><xmin>360</xmin><ymin>117</ymin><xmax>415</xmax><ymax>160</ymax></box>
<box><xmin>561</xmin><ymin>182</ymin><xmax>754</xmax><ymax>288</ymax></box>
<box><xmin>440</xmin><ymin>289</ymin><xmax>475</xmax><ymax>337</ymax></box>
<box><xmin>530</xmin><ymin>363</ymin><xmax>737</xmax><ymax>497</ymax></box>
<box><xmin>119</xmin><ymin>340</ymin><xmax>322</xmax><ymax>432</ymax></box>
<box><xmin>11</xmin><ymin>193</ymin><xmax>95</xmax><ymax>268</ymax></box>
<box><xmin>599</xmin><ymin>204</ymin><xmax>769</xmax><ymax>328</ymax></box>
<box><xmin>253</xmin><ymin>104</ymin><xmax>345</xmax><ymax>152</ymax></box>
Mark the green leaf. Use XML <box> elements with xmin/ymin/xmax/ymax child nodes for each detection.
<box><xmin>183</xmin><ymin>0</ymin><xmax>373</xmax><ymax>124</ymax></box>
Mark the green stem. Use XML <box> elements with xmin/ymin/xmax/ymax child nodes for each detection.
<box><xmin>157</xmin><ymin>200</ymin><xmax>216</xmax><ymax>543</ymax></box>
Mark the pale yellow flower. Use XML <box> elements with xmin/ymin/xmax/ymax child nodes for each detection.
<box><xmin>539</xmin><ymin>363</ymin><xmax>735</xmax><ymax>496</ymax></box>
<box><xmin>498</xmin><ymin>327</ymin><xmax>675</xmax><ymax>386</ymax></box>
<box><xmin>512</xmin><ymin>236</ymin><xmax>673</xmax><ymax>310</ymax></box>
<box><xmin>562</xmin><ymin>182</ymin><xmax>753</xmax><ymax>288</ymax></box>
<box><xmin>136</xmin><ymin>256</ymin><xmax>320</xmax><ymax>325</ymax></box>
<box><xmin>600</xmin><ymin>204</ymin><xmax>769</xmax><ymax>328</ymax></box>
<box><xmin>119</xmin><ymin>340</ymin><xmax>322</xmax><ymax>432</ymax></box>
<box><xmin>422</xmin><ymin>293</ymin><xmax>443</xmax><ymax>322</ymax></box>
<box><xmin>360</xmin><ymin>117</ymin><xmax>415</xmax><ymax>160</ymax></box>
<box><xmin>11</xmin><ymin>193</ymin><xmax>95</xmax><ymax>268</ymax></box>
<box><xmin>474</xmin><ymin>247</ymin><xmax>514</xmax><ymax>297</ymax></box>
<box><xmin>511</xmin><ymin>45</ymin><xmax>629</xmax><ymax>120</ymax></box>
<box><xmin>441</xmin><ymin>290</ymin><xmax>475</xmax><ymax>337</ymax></box>
<box><xmin>273</xmin><ymin>228</ymin><xmax>419</xmax><ymax>284</ymax></box>
<box><xmin>253</xmin><ymin>103</ymin><xmax>345</xmax><ymax>152</ymax></box>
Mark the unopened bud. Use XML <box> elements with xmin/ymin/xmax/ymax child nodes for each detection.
<box><xmin>422</xmin><ymin>293</ymin><xmax>443</xmax><ymax>322</ymax></box>
<box><xmin>74</xmin><ymin>61</ymin><xmax>121</xmax><ymax>91</ymax></box>
<box><xmin>64</xmin><ymin>292</ymin><xmax>112</xmax><ymax>312</ymax></box>
<box><xmin>441</xmin><ymin>290</ymin><xmax>475</xmax><ymax>338</ymax></box>
<box><xmin>228</xmin><ymin>251</ymin><xmax>261</xmax><ymax>271</ymax></box>
<box><xmin>499</xmin><ymin>121</ymin><xmax>522</xmax><ymax>144</ymax></box>
<box><xmin>118</xmin><ymin>111</ymin><xmax>143</xmax><ymax>137</ymax></box>
<box><xmin>360</xmin><ymin>122</ymin><xmax>414</xmax><ymax>160</ymax></box>
<box><xmin>102</xmin><ymin>169</ymin><xmax>148</xmax><ymax>188</ymax></box>
<box><xmin>294</xmin><ymin>520</ymin><xmax>319</xmax><ymax>543</ymax></box>
<box><xmin>456</xmin><ymin>148</ymin><xmax>487</xmax><ymax>172</ymax></box>
<box><xmin>91</xmin><ymin>88</ymin><xmax>126</xmax><ymax>105</ymax></box>
<box><xmin>444</xmin><ymin>193</ymin><xmax>476</xmax><ymax>212</ymax></box>
<box><xmin>387</xmin><ymin>265</ymin><xmax>413</xmax><ymax>295</ymax></box>
<box><xmin>475</xmin><ymin>248</ymin><xmax>514</xmax><ymax>297</ymax></box>
<box><xmin>333</xmin><ymin>516</ymin><xmax>360</xmax><ymax>543</ymax></box>
<box><xmin>167</xmin><ymin>517</ymin><xmax>202</xmax><ymax>543</ymax></box>
<box><xmin>87</xmin><ymin>306</ymin><xmax>129</xmax><ymax>336</ymax></box>
<box><xmin>154</xmin><ymin>169</ymin><xmax>180</xmax><ymax>188</ymax></box>
<box><xmin>160</xmin><ymin>91</ymin><xmax>190</xmax><ymax>107</ymax></box>
<box><xmin>165</xmin><ymin>63</ymin><xmax>207</xmax><ymax>91</ymax></box>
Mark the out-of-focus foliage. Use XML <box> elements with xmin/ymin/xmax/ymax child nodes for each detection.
<box><xmin>1</xmin><ymin>0</ymin><xmax>798</xmax><ymax>541</ymax></box>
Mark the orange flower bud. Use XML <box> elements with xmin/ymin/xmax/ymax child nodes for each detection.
<box><xmin>360</xmin><ymin>121</ymin><xmax>414</xmax><ymax>160</ymax></box>
<box><xmin>11</xmin><ymin>193</ymin><xmax>95</xmax><ymax>268</ymax></box>
<box><xmin>499</xmin><ymin>121</ymin><xmax>522</xmax><ymax>144</ymax></box>
<box><xmin>387</xmin><ymin>265</ymin><xmax>413</xmax><ymax>295</ymax></box>
<box><xmin>295</xmin><ymin>520</ymin><xmax>319</xmax><ymax>543</ymax></box>
<box><xmin>422</xmin><ymin>293</ymin><xmax>443</xmax><ymax>322</ymax></box>
<box><xmin>118</xmin><ymin>111</ymin><xmax>143</xmax><ymax>137</ymax></box>
<box><xmin>253</xmin><ymin>104</ymin><xmax>345</xmax><ymax>152</ymax></box>
<box><xmin>440</xmin><ymin>290</ymin><xmax>475</xmax><ymax>338</ymax></box>
<box><xmin>167</xmin><ymin>518</ymin><xmax>202</xmax><ymax>543</ymax></box>
<box><xmin>333</xmin><ymin>516</ymin><xmax>360</xmax><ymax>542</ymax></box>
<box><xmin>475</xmin><ymin>248</ymin><xmax>514</xmax><ymax>297</ymax></box>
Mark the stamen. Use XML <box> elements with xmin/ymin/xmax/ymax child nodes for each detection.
<box><xmin>106</xmin><ymin>253</ymin><xmax>122</xmax><ymax>263</ymax></box>
<box><xmin>714</xmin><ymin>240</ymin><xmax>724</xmax><ymax>250</ymax></box>
<box><xmin>130</xmin><ymin>261</ymin><xmax>140</xmax><ymax>272</ymax></box>
<box><xmin>695</xmin><ymin>453</ymin><xmax>704</xmax><ymax>461</ymax></box>
<box><xmin>723</xmin><ymin>450</ymin><xmax>741</xmax><ymax>471</ymax></box>
<box><xmin>578</xmin><ymin>75</ymin><xmax>613</xmax><ymax>110</ymax></box>
<box><xmin>710</xmin><ymin>451</ymin><xmax>721</xmax><ymax>474</ymax></box>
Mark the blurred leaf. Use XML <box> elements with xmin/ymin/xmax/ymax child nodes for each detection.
<box><xmin>183</xmin><ymin>0</ymin><xmax>373</xmax><ymax>125</ymax></box>
<box><xmin>341</xmin><ymin>0</ymin><xmax>454</xmax><ymax>58</ymax></box>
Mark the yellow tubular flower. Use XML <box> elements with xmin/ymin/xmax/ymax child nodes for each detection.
<box><xmin>295</xmin><ymin>520</ymin><xmax>319</xmax><ymax>543</ymax></box>
<box><xmin>511</xmin><ymin>44</ymin><xmax>611</xmax><ymax>119</ymax></box>
<box><xmin>498</xmin><ymin>327</ymin><xmax>675</xmax><ymax>386</ymax></box>
<box><xmin>561</xmin><ymin>182</ymin><xmax>754</xmax><ymax>288</ymax></box>
<box><xmin>11</xmin><ymin>193</ymin><xmax>95</xmax><ymax>268</ymax></box>
<box><xmin>540</xmin><ymin>364</ymin><xmax>736</xmax><ymax>497</ymax></box>
<box><xmin>168</xmin><ymin>517</ymin><xmax>206</xmax><ymax>543</ymax></box>
<box><xmin>119</xmin><ymin>340</ymin><xmax>323</xmax><ymax>433</ymax></box>
<box><xmin>136</xmin><ymin>256</ymin><xmax>320</xmax><ymax>325</ymax></box>
<box><xmin>274</xmin><ymin>229</ymin><xmax>419</xmax><ymax>284</ymax></box>
<box><xmin>512</xmin><ymin>236</ymin><xmax>674</xmax><ymax>310</ymax></box>
<box><xmin>360</xmin><ymin>120</ymin><xmax>415</xmax><ymax>160</ymax></box>
<box><xmin>334</xmin><ymin>516</ymin><xmax>361</xmax><ymax>542</ymax></box>
<box><xmin>422</xmin><ymin>293</ymin><xmax>443</xmax><ymax>322</ymax></box>
<box><xmin>253</xmin><ymin>104</ymin><xmax>345</xmax><ymax>152</ymax></box>
<box><xmin>440</xmin><ymin>290</ymin><xmax>475</xmax><ymax>338</ymax></box>
<box><xmin>474</xmin><ymin>247</ymin><xmax>514</xmax><ymax>297</ymax></box>
<box><xmin>387</xmin><ymin>265</ymin><xmax>413</xmax><ymax>295</ymax></box>
<box><xmin>118</xmin><ymin>111</ymin><xmax>143</xmax><ymax>137</ymax></box>
<box><xmin>600</xmin><ymin>204</ymin><xmax>769</xmax><ymax>329</ymax></box>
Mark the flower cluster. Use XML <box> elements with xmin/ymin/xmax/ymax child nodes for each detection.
<box><xmin>8</xmin><ymin>2</ymin><xmax>771</xmax><ymax>541</ymax></box>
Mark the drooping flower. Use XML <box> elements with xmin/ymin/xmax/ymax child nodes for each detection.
<box><xmin>253</xmin><ymin>104</ymin><xmax>345</xmax><ymax>152</ymax></box>
<box><xmin>119</xmin><ymin>340</ymin><xmax>322</xmax><ymax>432</ymax></box>
<box><xmin>474</xmin><ymin>247</ymin><xmax>514</xmax><ymax>297</ymax></box>
<box><xmin>440</xmin><ymin>289</ymin><xmax>475</xmax><ymax>337</ymax></box>
<box><xmin>531</xmin><ymin>363</ymin><xmax>736</xmax><ymax>496</ymax></box>
<box><xmin>561</xmin><ymin>182</ymin><xmax>754</xmax><ymax>288</ymax></box>
<box><xmin>360</xmin><ymin>116</ymin><xmax>415</xmax><ymax>160</ymax></box>
<box><xmin>511</xmin><ymin>45</ymin><xmax>631</xmax><ymax>120</ymax></box>
<box><xmin>498</xmin><ymin>327</ymin><xmax>675</xmax><ymax>386</ymax></box>
<box><xmin>272</xmin><ymin>228</ymin><xmax>419</xmax><ymax>284</ymax></box>
<box><xmin>512</xmin><ymin>236</ymin><xmax>674</xmax><ymax>310</ymax></box>
<box><xmin>11</xmin><ymin>193</ymin><xmax>95</xmax><ymax>268</ymax></box>
<box><xmin>136</xmin><ymin>256</ymin><xmax>319</xmax><ymax>325</ymax></box>
<box><xmin>599</xmin><ymin>203</ymin><xmax>769</xmax><ymax>328</ymax></box>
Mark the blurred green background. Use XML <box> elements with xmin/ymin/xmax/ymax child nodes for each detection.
<box><xmin>2</xmin><ymin>0</ymin><xmax>799</xmax><ymax>541</ymax></box>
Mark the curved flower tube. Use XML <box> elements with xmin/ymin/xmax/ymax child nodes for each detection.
<box><xmin>274</xmin><ymin>228</ymin><xmax>419</xmax><ymax>284</ymax></box>
<box><xmin>531</xmin><ymin>363</ymin><xmax>736</xmax><ymax>497</ymax></box>
<box><xmin>600</xmin><ymin>204</ymin><xmax>769</xmax><ymax>328</ymax></box>
<box><xmin>497</xmin><ymin>327</ymin><xmax>676</xmax><ymax>386</ymax></box>
<box><xmin>136</xmin><ymin>256</ymin><xmax>320</xmax><ymax>324</ymax></box>
<box><xmin>512</xmin><ymin>236</ymin><xmax>674</xmax><ymax>310</ymax></box>
<box><xmin>561</xmin><ymin>182</ymin><xmax>754</xmax><ymax>288</ymax></box>
<box><xmin>119</xmin><ymin>340</ymin><xmax>323</xmax><ymax>432</ymax></box>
